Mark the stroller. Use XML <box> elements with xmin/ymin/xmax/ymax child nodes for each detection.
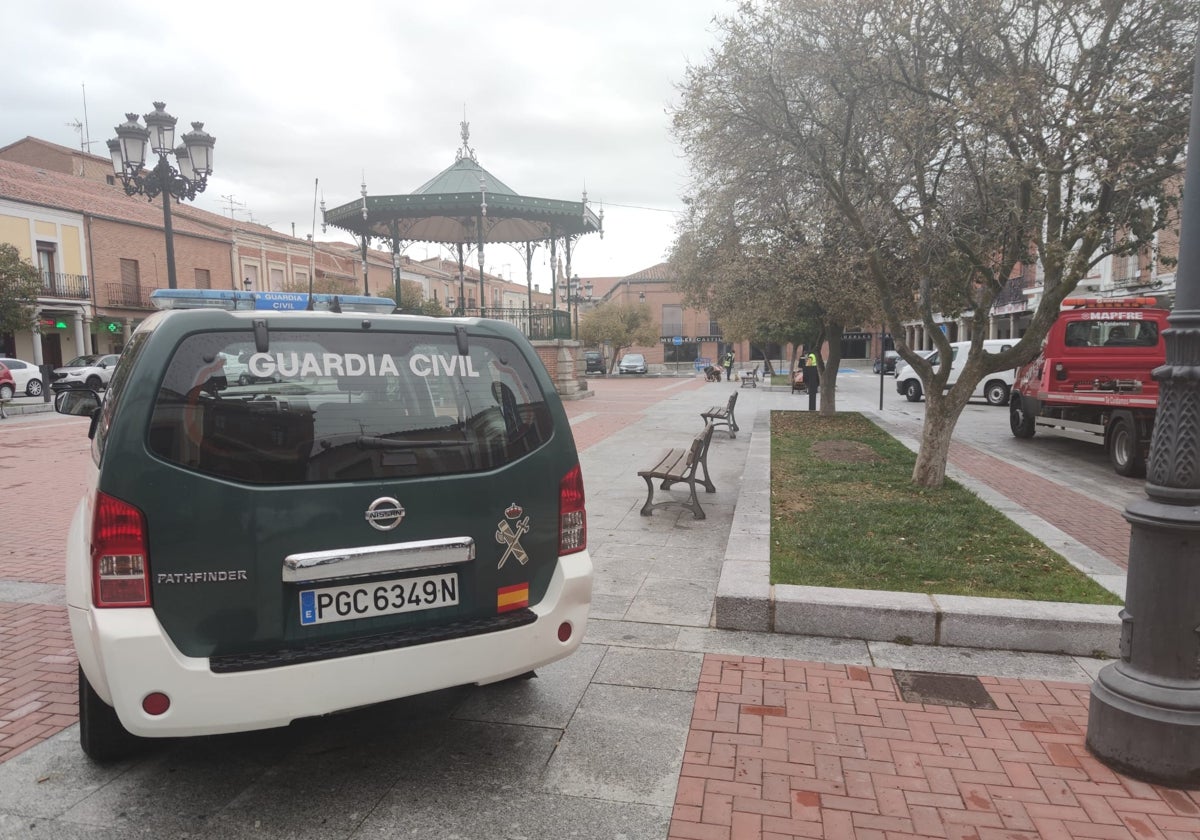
<box><xmin>703</xmin><ymin>365</ymin><xmax>723</xmax><ymax>382</ymax></box>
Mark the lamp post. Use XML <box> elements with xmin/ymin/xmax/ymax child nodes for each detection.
<box><xmin>561</xmin><ymin>274</ymin><xmax>593</xmax><ymax>340</ymax></box>
<box><xmin>1084</xmin><ymin>35</ymin><xmax>1200</xmax><ymax>785</ymax></box>
<box><xmin>108</xmin><ymin>102</ymin><xmax>214</xmax><ymax>290</ymax></box>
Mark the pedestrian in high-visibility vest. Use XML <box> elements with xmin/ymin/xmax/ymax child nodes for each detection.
<box><xmin>804</xmin><ymin>349</ymin><xmax>820</xmax><ymax>399</ymax></box>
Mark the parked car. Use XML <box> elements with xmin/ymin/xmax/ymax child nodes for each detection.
<box><xmin>872</xmin><ymin>350</ymin><xmax>901</xmax><ymax>375</ymax></box>
<box><xmin>54</xmin><ymin>289</ymin><xmax>591</xmax><ymax>761</ymax></box>
<box><xmin>0</xmin><ymin>357</ymin><xmax>44</xmax><ymax>396</ymax></box>
<box><xmin>895</xmin><ymin>340</ymin><xmax>1016</xmax><ymax>405</ymax></box>
<box><xmin>584</xmin><ymin>350</ymin><xmax>605</xmax><ymax>375</ymax></box>
<box><xmin>0</xmin><ymin>362</ymin><xmax>14</xmax><ymax>402</ymax></box>
<box><xmin>216</xmin><ymin>352</ymin><xmax>281</xmax><ymax>386</ymax></box>
<box><xmin>50</xmin><ymin>354</ymin><xmax>121</xmax><ymax>392</ymax></box>
<box><xmin>618</xmin><ymin>353</ymin><xmax>648</xmax><ymax>375</ymax></box>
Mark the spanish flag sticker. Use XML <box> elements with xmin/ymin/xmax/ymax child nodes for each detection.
<box><xmin>497</xmin><ymin>582</ymin><xmax>529</xmax><ymax>613</ymax></box>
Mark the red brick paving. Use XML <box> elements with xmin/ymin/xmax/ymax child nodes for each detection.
<box><xmin>671</xmin><ymin>657</ymin><xmax>1200</xmax><ymax>840</ymax></box>
<box><xmin>948</xmin><ymin>443</ymin><xmax>1130</xmax><ymax>569</ymax></box>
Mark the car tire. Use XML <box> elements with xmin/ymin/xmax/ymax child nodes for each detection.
<box><xmin>1009</xmin><ymin>396</ymin><xmax>1036</xmax><ymax>438</ymax></box>
<box><xmin>903</xmin><ymin>380</ymin><xmax>923</xmax><ymax>402</ymax></box>
<box><xmin>1108</xmin><ymin>417</ymin><xmax>1145</xmax><ymax>477</ymax></box>
<box><xmin>984</xmin><ymin>380</ymin><xmax>1010</xmax><ymax>406</ymax></box>
<box><xmin>78</xmin><ymin>665</ymin><xmax>144</xmax><ymax>763</ymax></box>
<box><xmin>86</xmin><ymin>375</ymin><xmax>103</xmax><ymax>390</ymax></box>
<box><xmin>26</xmin><ymin>378</ymin><xmax>42</xmax><ymax>397</ymax></box>
<box><xmin>0</xmin><ymin>384</ymin><xmax>12</xmax><ymax>401</ymax></box>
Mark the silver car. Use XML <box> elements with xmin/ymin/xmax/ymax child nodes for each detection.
<box><xmin>51</xmin><ymin>354</ymin><xmax>121</xmax><ymax>392</ymax></box>
<box><xmin>618</xmin><ymin>353</ymin><xmax>648</xmax><ymax>374</ymax></box>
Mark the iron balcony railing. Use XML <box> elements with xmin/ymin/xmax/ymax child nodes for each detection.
<box><xmin>40</xmin><ymin>271</ymin><xmax>90</xmax><ymax>300</ymax></box>
<box><xmin>104</xmin><ymin>282</ymin><xmax>154</xmax><ymax>310</ymax></box>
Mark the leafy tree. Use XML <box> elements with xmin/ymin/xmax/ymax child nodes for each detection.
<box><xmin>674</xmin><ymin>0</ymin><xmax>1194</xmax><ymax>485</ymax></box>
<box><xmin>0</xmin><ymin>243</ymin><xmax>43</xmax><ymax>338</ymax></box>
<box><xmin>669</xmin><ymin>180</ymin><xmax>878</xmax><ymax>412</ymax></box>
<box><xmin>578</xmin><ymin>302</ymin><xmax>659</xmax><ymax>374</ymax></box>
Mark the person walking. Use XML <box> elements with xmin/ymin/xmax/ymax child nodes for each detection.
<box><xmin>721</xmin><ymin>350</ymin><xmax>734</xmax><ymax>382</ymax></box>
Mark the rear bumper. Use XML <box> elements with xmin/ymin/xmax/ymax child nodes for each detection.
<box><xmin>70</xmin><ymin>551</ymin><xmax>592</xmax><ymax>737</ymax></box>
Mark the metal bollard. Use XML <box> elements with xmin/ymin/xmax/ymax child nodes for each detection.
<box><xmin>40</xmin><ymin>364</ymin><xmax>54</xmax><ymax>404</ymax></box>
<box><xmin>805</xmin><ymin>365</ymin><xmax>820</xmax><ymax>411</ymax></box>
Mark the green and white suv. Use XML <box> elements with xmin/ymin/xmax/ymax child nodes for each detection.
<box><xmin>57</xmin><ymin>292</ymin><xmax>592</xmax><ymax>761</ymax></box>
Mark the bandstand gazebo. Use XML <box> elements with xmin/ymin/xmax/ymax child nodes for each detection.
<box><xmin>322</xmin><ymin>121</ymin><xmax>603</xmax><ymax>340</ymax></box>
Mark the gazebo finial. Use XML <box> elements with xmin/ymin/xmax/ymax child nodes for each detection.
<box><xmin>456</xmin><ymin>109</ymin><xmax>477</xmax><ymax>163</ymax></box>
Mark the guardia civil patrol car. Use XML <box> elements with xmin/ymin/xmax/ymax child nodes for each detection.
<box><xmin>57</xmin><ymin>289</ymin><xmax>591</xmax><ymax>761</ymax></box>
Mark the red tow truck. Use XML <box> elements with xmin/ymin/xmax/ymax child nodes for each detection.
<box><xmin>1009</xmin><ymin>297</ymin><xmax>1168</xmax><ymax>476</ymax></box>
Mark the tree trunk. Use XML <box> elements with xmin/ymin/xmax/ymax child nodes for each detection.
<box><xmin>819</xmin><ymin>322</ymin><xmax>843</xmax><ymax>415</ymax></box>
<box><xmin>911</xmin><ymin>387</ymin><xmax>972</xmax><ymax>487</ymax></box>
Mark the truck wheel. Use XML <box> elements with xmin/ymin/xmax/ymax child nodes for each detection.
<box><xmin>1108</xmin><ymin>418</ymin><xmax>1145</xmax><ymax>477</ymax></box>
<box><xmin>78</xmin><ymin>665</ymin><xmax>143</xmax><ymax>762</ymax></box>
<box><xmin>1010</xmin><ymin>396</ymin><xmax>1035</xmax><ymax>438</ymax></box>
<box><xmin>904</xmin><ymin>380</ymin><xmax>923</xmax><ymax>402</ymax></box>
<box><xmin>985</xmin><ymin>380</ymin><xmax>1010</xmax><ymax>406</ymax></box>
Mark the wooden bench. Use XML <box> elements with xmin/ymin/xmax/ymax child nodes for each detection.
<box><xmin>739</xmin><ymin>366</ymin><xmax>759</xmax><ymax>388</ymax></box>
<box><xmin>638</xmin><ymin>421</ymin><xmax>717</xmax><ymax>519</ymax></box>
<box><xmin>701</xmin><ymin>391</ymin><xmax>739</xmax><ymax>438</ymax></box>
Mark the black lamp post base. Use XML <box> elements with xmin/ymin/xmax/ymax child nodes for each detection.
<box><xmin>1088</xmin><ymin>665</ymin><xmax>1200</xmax><ymax>788</ymax></box>
<box><xmin>1086</xmin><ymin>495</ymin><xmax>1200</xmax><ymax>789</ymax></box>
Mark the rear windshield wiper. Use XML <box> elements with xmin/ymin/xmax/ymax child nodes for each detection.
<box><xmin>355</xmin><ymin>436</ymin><xmax>468</xmax><ymax>450</ymax></box>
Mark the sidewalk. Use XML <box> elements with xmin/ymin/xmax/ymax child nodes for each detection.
<box><xmin>1</xmin><ymin>375</ymin><xmax>1197</xmax><ymax>839</ymax></box>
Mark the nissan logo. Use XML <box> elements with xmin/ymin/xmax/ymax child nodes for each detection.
<box><xmin>365</xmin><ymin>497</ymin><xmax>405</xmax><ymax>531</ymax></box>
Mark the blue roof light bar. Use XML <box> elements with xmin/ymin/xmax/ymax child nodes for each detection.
<box><xmin>150</xmin><ymin>289</ymin><xmax>397</xmax><ymax>314</ymax></box>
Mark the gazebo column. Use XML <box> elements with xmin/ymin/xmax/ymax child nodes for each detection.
<box><xmin>456</xmin><ymin>243</ymin><xmax>466</xmax><ymax>315</ymax></box>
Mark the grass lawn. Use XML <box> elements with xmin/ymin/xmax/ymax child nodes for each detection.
<box><xmin>770</xmin><ymin>411</ymin><xmax>1122</xmax><ymax>605</ymax></box>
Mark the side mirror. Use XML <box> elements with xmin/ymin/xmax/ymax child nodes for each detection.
<box><xmin>55</xmin><ymin>389</ymin><xmax>101</xmax><ymax>417</ymax></box>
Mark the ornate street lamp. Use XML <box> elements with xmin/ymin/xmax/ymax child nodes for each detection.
<box><xmin>561</xmin><ymin>274</ymin><xmax>593</xmax><ymax>340</ymax></box>
<box><xmin>108</xmin><ymin>102</ymin><xmax>214</xmax><ymax>290</ymax></box>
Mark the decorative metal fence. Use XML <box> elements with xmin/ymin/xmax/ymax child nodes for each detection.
<box><xmin>454</xmin><ymin>307</ymin><xmax>572</xmax><ymax>341</ymax></box>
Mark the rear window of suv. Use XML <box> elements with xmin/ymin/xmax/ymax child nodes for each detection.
<box><xmin>147</xmin><ymin>329</ymin><xmax>553</xmax><ymax>484</ymax></box>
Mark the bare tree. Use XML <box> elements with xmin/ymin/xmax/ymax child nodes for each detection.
<box><xmin>673</xmin><ymin>0</ymin><xmax>1193</xmax><ymax>485</ymax></box>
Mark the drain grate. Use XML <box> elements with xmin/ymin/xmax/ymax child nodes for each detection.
<box><xmin>893</xmin><ymin>670</ymin><xmax>998</xmax><ymax>709</ymax></box>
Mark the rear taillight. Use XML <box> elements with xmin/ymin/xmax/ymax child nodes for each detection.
<box><xmin>558</xmin><ymin>463</ymin><xmax>587</xmax><ymax>556</ymax></box>
<box><xmin>91</xmin><ymin>491</ymin><xmax>151</xmax><ymax>608</ymax></box>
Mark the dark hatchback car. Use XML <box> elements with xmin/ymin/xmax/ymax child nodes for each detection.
<box><xmin>584</xmin><ymin>351</ymin><xmax>605</xmax><ymax>374</ymax></box>
<box><xmin>872</xmin><ymin>350</ymin><xmax>901</xmax><ymax>374</ymax></box>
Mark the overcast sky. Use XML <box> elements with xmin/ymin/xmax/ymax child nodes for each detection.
<box><xmin>1</xmin><ymin>0</ymin><xmax>737</xmax><ymax>281</ymax></box>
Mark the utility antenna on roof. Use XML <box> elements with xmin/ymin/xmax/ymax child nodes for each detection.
<box><xmin>68</xmin><ymin>83</ymin><xmax>97</xmax><ymax>155</ymax></box>
<box><xmin>220</xmin><ymin>194</ymin><xmax>245</xmax><ymax>220</ymax></box>
<box><xmin>456</xmin><ymin>106</ymin><xmax>476</xmax><ymax>163</ymax></box>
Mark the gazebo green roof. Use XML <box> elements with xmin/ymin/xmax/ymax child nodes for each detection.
<box><xmin>323</xmin><ymin>123</ymin><xmax>602</xmax><ymax>246</ymax></box>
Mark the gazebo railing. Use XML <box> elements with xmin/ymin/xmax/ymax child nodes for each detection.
<box><xmin>454</xmin><ymin>307</ymin><xmax>572</xmax><ymax>340</ymax></box>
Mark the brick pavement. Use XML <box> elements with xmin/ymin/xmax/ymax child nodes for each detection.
<box><xmin>948</xmin><ymin>443</ymin><xmax>1130</xmax><ymax>569</ymax></box>
<box><xmin>0</xmin><ymin>416</ymin><xmax>90</xmax><ymax>763</ymax></box>
<box><xmin>671</xmin><ymin>657</ymin><xmax>1200</xmax><ymax>840</ymax></box>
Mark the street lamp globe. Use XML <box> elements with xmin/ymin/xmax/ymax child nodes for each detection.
<box><xmin>114</xmin><ymin>113</ymin><xmax>149</xmax><ymax>172</ymax></box>
<box><xmin>143</xmin><ymin>102</ymin><xmax>178</xmax><ymax>155</ymax></box>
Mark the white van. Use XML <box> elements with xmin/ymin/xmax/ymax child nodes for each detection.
<box><xmin>895</xmin><ymin>339</ymin><xmax>1016</xmax><ymax>406</ymax></box>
